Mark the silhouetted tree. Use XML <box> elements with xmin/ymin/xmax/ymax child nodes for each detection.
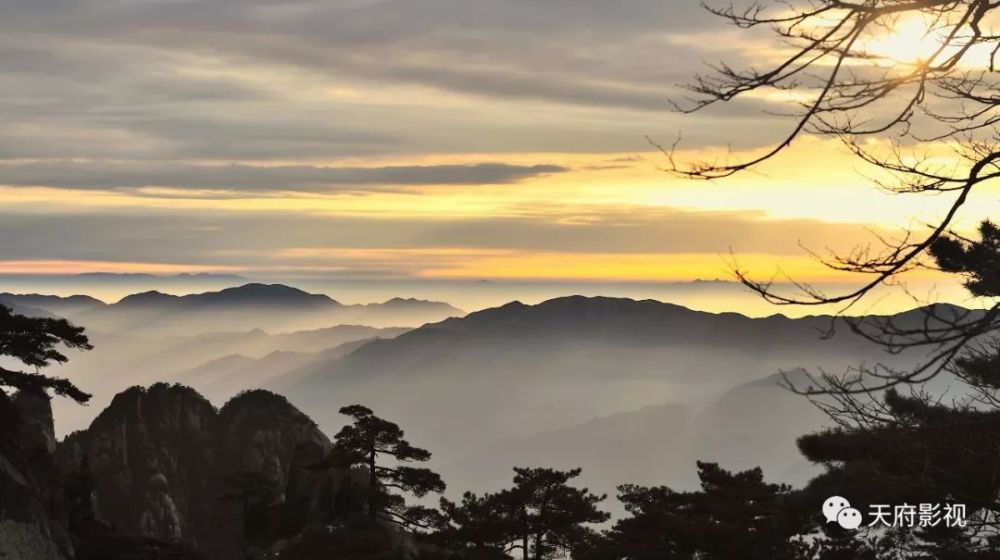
<box><xmin>676</xmin><ymin>3</ymin><xmax>1000</xmax><ymax>549</ymax></box>
<box><xmin>0</xmin><ymin>304</ymin><xmax>92</xmax><ymax>403</ymax></box>
<box><xmin>671</xmin><ymin>2</ymin><xmax>1000</xmax><ymax>395</ymax></box>
<box><xmin>675</xmin><ymin>1</ymin><xmax>1000</xmax><ymax>300</ymax></box>
<box><xmin>508</xmin><ymin>468</ymin><xmax>608</xmax><ymax>560</ymax></box>
<box><xmin>436</xmin><ymin>491</ymin><xmax>516</xmax><ymax>559</ymax></box>
<box><xmin>671</xmin><ymin>9</ymin><xmax>1000</xmax><ymax>554</ymax></box>
<box><xmin>331</xmin><ymin>404</ymin><xmax>445</xmax><ymax>530</ymax></box>
<box><xmin>438</xmin><ymin>467</ymin><xmax>608</xmax><ymax>560</ymax></box>
<box><xmin>584</xmin><ymin>462</ymin><xmax>810</xmax><ymax>560</ymax></box>
<box><xmin>786</xmin><ymin>224</ymin><xmax>1000</xmax><ymax>557</ymax></box>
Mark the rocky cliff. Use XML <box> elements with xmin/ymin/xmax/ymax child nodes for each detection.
<box><xmin>0</xmin><ymin>390</ymin><xmax>73</xmax><ymax>560</ymax></box>
<box><xmin>1</xmin><ymin>388</ymin><xmax>209</xmax><ymax>560</ymax></box>
<box><xmin>56</xmin><ymin>383</ymin><xmax>338</xmax><ymax>559</ymax></box>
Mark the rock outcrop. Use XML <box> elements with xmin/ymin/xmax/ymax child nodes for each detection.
<box><xmin>58</xmin><ymin>384</ymin><xmax>217</xmax><ymax>546</ymax></box>
<box><xmin>0</xmin><ymin>391</ymin><xmax>73</xmax><ymax>560</ymax></box>
<box><xmin>57</xmin><ymin>383</ymin><xmax>338</xmax><ymax>560</ymax></box>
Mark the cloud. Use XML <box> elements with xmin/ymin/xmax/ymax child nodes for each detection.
<box><xmin>0</xmin><ymin>0</ymin><xmax>884</xmax><ymax>287</ymax></box>
<box><xmin>0</xmin><ymin>161</ymin><xmax>569</xmax><ymax>193</ymax></box>
<box><xmin>0</xmin><ymin>0</ymin><xmax>789</xmax><ymax>164</ymax></box>
<box><xmin>0</xmin><ymin>206</ymin><xmax>899</xmax><ymax>276</ymax></box>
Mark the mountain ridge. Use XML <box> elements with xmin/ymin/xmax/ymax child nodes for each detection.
<box><xmin>334</xmin><ymin>295</ymin><xmax>962</xmax><ymax>365</ymax></box>
<box><xmin>2</xmin><ymin>283</ymin><xmax>464</xmax><ymax>334</ymax></box>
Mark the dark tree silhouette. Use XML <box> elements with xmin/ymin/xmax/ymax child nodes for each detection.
<box><xmin>0</xmin><ymin>304</ymin><xmax>92</xmax><ymax>403</ymax></box>
<box><xmin>507</xmin><ymin>467</ymin><xmax>608</xmax><ymax>560</ymax></box>
<box><xmin>784</xmin><ymin>224</ymin><xmax>1000</xmax><ymax>556</ymax></box>
<box><xmin>438</xmin><ymin>467</ymin><xmax>608</xmax><ymax>560</ymax></box>
<box><xmin>797</xmin><ymin>390</ymin><xmax>1000</xmax><ymax>557</ymax></box>
<box><xmin>331</xmin><ymin>404</ymin><xmax>445</xmax><ymax>529</ymax></box>
<box><xmin>436</xmin><ymin>491</ymin><xmax>517</xmax><ymax>559</ymax></box>
<box><xmin>675</xmin><ymin>1</ymin><xmax>1000</xmax><ymax>393</ymax></box>
<box><xmin>582</xmin><ymin>462</ymin><xmax>810</xmax><ymax>560</ymax></box>
<box><xmin>676</xmin><ymin>4</ymin><xmax>1000</xmax><ymax>552</ymax></box>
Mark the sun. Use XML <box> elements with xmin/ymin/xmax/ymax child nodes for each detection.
<box><xmin>865</xmin><ymin>16</ymin><xmax>945</xmax><ymax>65</ymax></box>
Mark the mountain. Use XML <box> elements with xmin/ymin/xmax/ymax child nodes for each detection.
<box><xmin>64</xmin><ymin>283</ymin><xmax>462</xmax><ymax>333</ymax></box>
<box><xmin>272</xmin><ymin>296</ymin><xmax>928</xmax><ymax>487</ymax></box>
<box><xmin>0</xmin><ymin>390</ymin><xmax>75</xmax><ymax>559</ymax></box>
<box><xmin>2</xmin><ymin>301</ymin><xmax>57</xmax><ymax>319</ymax></box>
<box><xmin>446</xmin><ymin>403</ymin><xmax>692</xmax><ymax>502</ymax></box>
<box><xmin>168</xmin><ymin>337</ymin><xmax>382</xmax><ymax>403</ymax></box>
<box><xmin>46</xmin><ymin>324</ymin><xmax>410</xmax><ymax>436</ymax></box>
<box><xmin>77</xmin><ymin>284</ymin><xmax>337</xmax><ymax>332</ymax></box>
<box><xmin>1</xmin><ymin>388</ymin><xmax>206</xmax><ymax>560</ymax></box>
<box><xmin>176</xmin><ymin>283</ymin><xmax>339</xmax><ymax>308</ymax></box>
<box><xmin>0</xmin><ymin>284</ymin><xmax>462</xmax><ymax>337</ymax></box>
<box><xmin>129</xmin><ymin>324</ymin><xmax>410</xmax><ymax>378</ymax></box>
<box><xmin>57</xmin><ymin>384</ymin><xmax>339</xmax><ymax>560</ymax></box>
<box><xmin>0</xmin><ymin>292</ymin><xmax>106</xmax><ymax>316</ymax></box>
<box><xmin>444</xmin><ymin>369</ymin><xmax>828</xmax><ymax>514</ymax></box>
<box><xmin>683</xmin><ymin>368</ymin><xmax>828</xmax><ymax>486</ymax></box>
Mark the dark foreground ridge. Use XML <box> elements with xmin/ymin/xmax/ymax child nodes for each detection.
<box><xmin>0</xmin><ymin>384</ymin><xmax>417</xmax><ymax>560</ymax></box>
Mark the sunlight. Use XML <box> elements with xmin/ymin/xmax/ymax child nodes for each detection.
<box><xmin>864</xmin><ymin>16</ymin><xmax>946</xmax><ymax>65</ymax></box>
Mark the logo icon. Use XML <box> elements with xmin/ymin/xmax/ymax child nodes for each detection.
<box><xmin>836</xmin><ymin>507</ymin><xmax>863</xmax><ymax>530</ymax></box>
<box><xmin>823</xmin><ymin>496</ymin><xmax>861</xmax><ymax>530</ymax></box>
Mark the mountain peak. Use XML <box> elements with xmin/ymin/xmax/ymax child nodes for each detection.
<box><xmin>378</xmin><ymin>296</ymin><xmax>462</xmax><ymax>311</ymax></box>
<box><xmin>105</xmin><ymin>284</ymin><xmax>339</xmax><ymax>313</ymax></box>
<box><xmin>115</xmin><ymin>290</ymin><xmax>181</xmax><ymax>306</ymax></box>
<box><xmin>0</xmin><ymin>292</ymin><xmax>107</xmax><ymax>316</ymax></box>
<box><xmin>431</xmin><ymin>295</ymin><xmax>706</xmax><ymax>336</ymax></box>
<box><xmin>168</xmin><ymin>283</ymin><xmax>340</xmax><ymax>308</ymax></box>
<box><xmin>383</xmin><ymin>297</ymin><xmax>422</xmax><ymax>305</ymax></box>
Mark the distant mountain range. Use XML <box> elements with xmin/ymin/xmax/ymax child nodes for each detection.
<box><xmin>267</xmin><ymin>295</ymin><xmax>943</xmax><ymax>497</ymax></box>
<box><xmin>0</xmin><ymin>293</ymin><xmax>105</xmax><ymax>317</ymax></box>
<box><xmin>114</xmin><ymin>283</ymin><xmax>336</xmax><ymax>308</ymax></box>
<box><xmin>13</xmin><ymin>290</ymin><xmax>958</xmax><ymax>502</ymax></box>
<box><xmin>42</xmin><ymin>321</ymin><xmax>413</xmax><ymax>435</ymax></box>
<box><xmin>0</xmin><ymin>283</ymin><xmax>464</xmax><ymax>333</ymax></box>
<box><xmin>166</xmin><ymin>337</ymin><xmax>385</xmax><ymax>404</ymax></box>
<box><xmin>445</xmin><ymin>369</ymin><xmax>827</xmax><ymax>512</ymax></box>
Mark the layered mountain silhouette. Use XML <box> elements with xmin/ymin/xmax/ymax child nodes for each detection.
<box><xmin>445</xmin><ymin>369</ymin><xmax>827</xmax><ymax>515</ymax></box>
<box><xmin>167</xmin><ymin>338</ymin><xmax>382</xmax><ymax>404</ymax></box>
<box><xmin>274</xmin><ymin>296</ymin><xmax>918</xmax><ymax>434</ymax></box>
<box><xmin>264</xmin><ymin>296</ymin><xmax>937</xmax><ymax>501</ymax></box>
<box><xmin>44</xmin><ymin>323</ymin><xmax>410</xmax><ymax>435</ymax></box>
<box><xmin>1</xmin><ymin>283</ymin><xmax>463</xmax><ymax>334</ymax></box>
<box><xmin>5</xmin><ymin>290</ymin><xmax>952</xmax><ymax>508</ymax></box>
<box><xmin>115</xmin><ymin>283</ymin><xmax>335</xmax><ymax>309</ymax></box>
<box><xmin>0</xmin><ymin>293</ymin><xmax>104</xmax><ymax>317</ymax></box>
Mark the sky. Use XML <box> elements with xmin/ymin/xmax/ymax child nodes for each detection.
<box><xmin>3</xmin><ymin>0</ymin><xmax>999</xmax><ymax>312</ymax></box>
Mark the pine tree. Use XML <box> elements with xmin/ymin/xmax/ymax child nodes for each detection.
<box><xmin>331</xmin><ymin>404</ymin><xmax>445</xmax><ymax>530</ymax></box>
<box><xmin>585</xmin><ymin>462</ymin><xmax>810</xmax><ymax>560</ymax></box>
<box><xmin>508</xmin><ymin>467</ymin><xmax>608</xmax><ymax>560</ymax></box>
<box><xmin>436</xmin><ymin>491</ymin><xmax>515</xmax><ymax>559</ymax></box>
<box><xmin>438</xmin><ymin>467</ymin><xmax>608</xmax><ymax>560</ymax></box>
<box><xmin>0</xmin><ymin>304</ymin><xmax>92</xmax><ymax>445</ymax></box>
<box><xmin>0</xmin><ymin>304</ymin><xmax>92</xmax><ymax>403</ymax></box>
<box><xmin>792</xmin><ymin>222</ymin><xmax>1000</xmax><ymax>558</ymax></box>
